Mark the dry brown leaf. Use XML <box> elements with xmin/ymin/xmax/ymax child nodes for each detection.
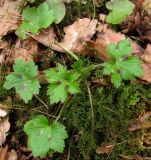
<box><xmin>6</xmin><ymin>38</ymin><xmax>38</xmax><ymax>63</ymax></box>
<box><xmin>129</xmin><ymin>112</ymin><xmax>151</xmax><ymax>131</ymax></box>
<box><xmin>88</xmin><ymin>29</ymin><xmax>143</xmax><ymax>61</ymax></box>
<box><xmin>0</xmin><ymin>40</ymin><xmax>9</xmax><ymax>65</ymax></box>
<box><xmin>33</xmin><ymin>27</ymin><xmax>62</xmax><ymax>52</ymax></box>
<box><xmin>96</xmin><ymin>142</ymin><xmax>114</xmax><ymax>155</ymax></box>
<box><xmin>140</xmin><ymin>45</ymin><xmax>151</xmax><ymax>83</ymax></box>
<box><xmin>60</xmin><ymin>18</ymin><xmax>98</xmax><ymax>54</ymax></box>
<box><xmin>6</xmin><ymin>149</ymin><xmax>17</xmax><ymax>160</ymax></box>
<box><xmin>0</xmin><ymin>145</ymin><xmax>8</xmax><ymax>160</ymax></box>
<box><xmin>142</xmin><ymin>0</ymin><xmax>151</xmax><ymax>16</ymax></box>
<box><xmin>0</xmin><ymin>0</ymin><xmax>19</xmax><ymax>36</ymax></box>
<box><xmin>0</xmin><ymin>117</ymin><xmax>10</xmax><ymax>145</ymax></box>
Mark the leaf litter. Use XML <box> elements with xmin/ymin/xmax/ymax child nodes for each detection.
<box><xmin>0</xmin><ymin>0</ymin><xmax>151</xmax><ymax>159</ymax></box>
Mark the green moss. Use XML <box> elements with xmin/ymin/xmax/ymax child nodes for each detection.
<box><xmin>62</xmin><ymin>83</ymin><xmax>151</xmax><ymax>159</ymax></box>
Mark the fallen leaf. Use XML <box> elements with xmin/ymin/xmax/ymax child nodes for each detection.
<box><xmin>0</xmin><ymin>0</ymin><xmax>20</xmax><ymax>36</ymax></box>
<box><xmin>0</xmin><ymin>40</ymin><xmax>9</xmax><ymax>65</ymax></box>
<box><xmin>142</xmin><ymin>0</ymin><xmax>151</xmax><ymax>16</ymax></box>
<box><xmin>32</xmin><ymin>27</ymin><xmax>62</xmax><ymax>52</ymax></box>
<box><xmin>0</xmin><ymin>145</ymin><xmax>8</xmax><ymax>160</ymax></box>
<box><xmin>141</xmin><ymin>132</ymin><xmax>151</xmax><ymax>149</ymax></box>
<box><xmin>6</xmin><ymin>38</ymin><xmax>38</xmax><ymax>63</ymax></box>
<box><xmin>140</xmin><ymin>45</ymin><xmax>151</xmax><ymax>83</ymax></box>
<box><xmin>7</xmin><ymin>149</ymin><xmax>17</xmax><ymax>160</ymax></box>
<box><xmin>129</xmin><ymin>112</ymin><xmax>151</xmax><ymax>131</ymax></box>
<box><xmin>60</xmin><ymin>18</ymin><xmax>98</xmax><ymax>54</ymax></box>
<box><xmin>96</xmin><ymin>142</ymin><xmax>114</xmax><ymax>154</ymax></box>
<box><xmin>91</xmin><ymin>29</ymin><xmax>143</xmax><ymax>61</ymax></box>
<box><xmin>0</xmin><ymin>117</ymin><xmax>10</xmax><ymax>145</ymax></box>
<box><xmin>0</xmin><ymin>109</ymin><xmax>7</xmax><ymax>119</ymax></box>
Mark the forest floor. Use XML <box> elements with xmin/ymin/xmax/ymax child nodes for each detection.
<box><xmin>0</xmin><ymin>0</ymin><xmax>151</xmax><ymax>160</ymax></box>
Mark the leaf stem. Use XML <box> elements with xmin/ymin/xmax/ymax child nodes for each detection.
<box><xmin>55</xmin><ymin>98</ymin><xmax>72</xmax><ymax>123</ymax></box>
<box><xmin>34</xmin><ymin>95</ymin><xmax>48</xmax><ymax>109</ymax></box>
<box><xmin>55</xmin><ymin>42</ymin><xmax>79</xmax><ymax>61</ymax></box>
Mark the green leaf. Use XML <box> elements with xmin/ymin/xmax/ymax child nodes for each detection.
<box><xmin>16</xmin><ymin>2</ymin><xmax>54</xmax><ymax>39</ymax></box>
<box><xmin>16</xmin><ymin>1</ymin><xmax>66</xmax><ymax>39</ymax></box>
<box><xmin>111</xmin><ymin>71</ymin><xmax>122</xmax><ymax>88</ymax></box>
<box><xmin>3</xmin><ymin>59</ymin><xmax>40</xmax><ymax>103</ymax></box>
<box><xmin>45</xmin><ymin>64</ymin><xmax>80</xmax><ymax>104</ymax></box>
<box><xmin>103</xmin><ymin>61</ymin><xmax>116</xmax><ymax>75</ymax></box>
<box><xmin>106</xmin><ymin>0</ymin><xmax>135</xmax><ymax>24</ymax></box>
<box><xmin>24</xmin><ymin>115</ymin><xmax>68</xmax><ymax>158</ymax></box>
<box><xmin>121</xmin><ymin>56</ymin><xmax>144</xmax><ymax>80</ymax></box>
<box><xmin>106</xmin><ymin>39</ymin><xmax>132</xmax><ymax>59</ymax></box>
<box><xmin>103</xmin><ymin>39</ymin><xmax>144</xmax><ymax>88</ymax></box>
<box><xmin>46</xmin><ymin>0</ymin><xmax>66</xmax><ymax>24</ymax></box>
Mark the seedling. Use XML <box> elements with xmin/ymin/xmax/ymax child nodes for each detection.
<box><xmin>3</xmin><ymin>59</ymin><xmax>40</xmax><ymax>103</ymax></box>
<box><xmin>103</xmin><ymin>39</ymin><xmax>143</xmax><ymax>88</ymax></box>
<box><xmin>45</xmin><ymin>64</ymin><xmax>80</xmax><ymax>104</ymax></box>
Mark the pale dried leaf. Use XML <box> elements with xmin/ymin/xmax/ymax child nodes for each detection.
<box><xmin>6</xmin><ymin>38</ymin><xmax>38</xmax><ymax>63</ymax></box>
<box><xmin>33</xmin><ymin>27</ymin><xmax>62</xmax><ymax>51</ymax></box>
<box><xmin>0</xmin><ymin>117</ymin><xmax>10</xmax><ymax>145</ymax></box>
<box><xmin>142</xmin><ymin>133</ymin><xmax>151</xmax><ymax>148</ymax></box>
<box><xmin>61</xmin><ymin>18</ymin><xmax>98</xmax><ymax>54</ymax></box>
<box><xmin>129</xmin><ymin>112</ymin><xmax>151</xmax><ymax>131</ymax></box>
<box><xmin>7</xmin><ymin>149</ymin><xmax>17</xmax><ymax>160</ymax></box>
<box><xmin>0</xmin><ymin>145</ymin><xmax>8</xmax><ymax>160</ymax></box>
<box><xmin>93</xmin><ymin>29</ymin><xmax>143</xmax><ymax>61</ymax></box>
<box><xmin>96</xmin><ymin>142</ymin><xmax>114</xmax><ymax>154</ymax></box>
<box><xmin>0</xmin><ymin>40</ymin><xmax>9</xmax><ymax>65</ymax></box>
<box><xmin>140</xmin><ymin>45</ymin><xmax>151</xmax><ymax>83</ymax></box>
<box><xmin>0</xmin><ymin>0</ymin><xmax>19</xmax><ymax>36</ymax></box>
<box><xmin>0</xmin><ymin>109</ymin><xmax>7</xmax><ymax>118</ymax></box>
<box><xmin>142</xmin><ymin>0</ymin><xmax>151</xmax><ymax>16</ymax></box>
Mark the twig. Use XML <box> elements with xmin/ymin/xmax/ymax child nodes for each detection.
<box><xmin>34</xmin><ymin>95</ymin><xmax>48</xmax><ymax>109</ymax></box>
<box><xmin>86</xmin><ymin>82</ymin><xmax>94</xmax><ymax>133</ymax></box>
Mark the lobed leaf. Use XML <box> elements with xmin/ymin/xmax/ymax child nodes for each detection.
<box><xmin>106</xmin><ymin>0</ymin><xmax>135</xmax><ymax>24</ymax></box>
<box><xmin>24</xmin><ymin>115</ymin><xmax>68</xmax><ymax>158</ymax></box>
<box><xmin>45</xmin><ymin>64</ymin><xmax>80</xmax><ymax>104</ymax></box>
<box><xmin>3</xmin><ymin>59</ymin><xmax>40</xmax><ymax>103</ymax></box>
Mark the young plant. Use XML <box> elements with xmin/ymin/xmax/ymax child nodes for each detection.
<box><xmin>24</xmin><ymin>115</ymin><xmax>68</xmax><ymax>158</ymax></box>
<box><xmin>106</xmin><ymin>0</ymin><xmax>135</xmax><ymax>24</ymax></box>
<box><xmin>16</xmin><ymin>0</ymin><xmax>66</xmax><ymax>39</ymax></box>
<box><xmin>3</xmin><ymin>59</ymin><xmax>40</xmax><ymax>103</ymax></box>
<box><xmin>45</xmin><ymin>64</ymin><xmax>80</xmax><ymax>104</ymax></box>
<box><xmin>103</xmin><ymin>39</ymin><xmax>143</xmax><ymax>88</ymax></box>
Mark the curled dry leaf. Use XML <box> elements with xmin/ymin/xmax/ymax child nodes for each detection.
<box><xmin>60</xmin><ymin>18</ymin><xmax>98</xmax><ymax>54</ymax></box>
<box><xmin>0</xmin><ymin>117</ymin><xmax>10</xmax><ymax>145</ymax></box>
<box><xmin>0</xmin><ymin>0</ymin><xmax>19</xmax><ymax>36</ymax></box>
<box><xmin>96</xmin><ymin>142</ymin><xmax>114</xmax><ymax>155</ymax></box>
